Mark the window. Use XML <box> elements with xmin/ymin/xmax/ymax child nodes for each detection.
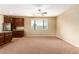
<box><xmin>31</xmin><ymin>18</ymin><xmax>48</xmax><ymax>30</ymax></box>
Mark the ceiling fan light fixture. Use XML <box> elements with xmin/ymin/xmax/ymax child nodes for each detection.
<box><xmin>33</xmin><ymin>8</ymin><xmax>47</xmax><ymax>16</ymax></box>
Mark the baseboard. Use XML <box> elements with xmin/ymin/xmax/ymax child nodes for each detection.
<box><xmin>56</xmin><ymin>35</ymin><xmax>79</xmax><ymax>48</ymax></box>
<box><xmin>25</xmin><ymin>35</ymin><xmax>56</xmax><ymax>37</ymax></box>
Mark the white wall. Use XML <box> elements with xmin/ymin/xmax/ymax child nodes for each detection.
<box><xmin>57</xmin><ymin>5</ymin><xmax>79</xmax><ymax>47</ymax></box>
<box><xmin>0</xmin><ymin>15</ymin><xmax>4</xmax><ymax>31</ymax></box>
<box><xmin>24</xmin><ymin>17</ymin><xmax>56</xmax><ymax>37</ymax></box>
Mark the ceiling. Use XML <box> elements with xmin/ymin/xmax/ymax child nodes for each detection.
<box><xmin>0</xmin><ymin>4</ymin><xmax>74</xmax><ymax>17</ymax></box>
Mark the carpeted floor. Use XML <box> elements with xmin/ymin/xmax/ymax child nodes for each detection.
<box><xmin>0</xmin><ymin>36</ymin><xmax>79</xmax><ymax>54</ymax></box>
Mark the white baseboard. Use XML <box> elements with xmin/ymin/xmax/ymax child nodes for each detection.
<box><xmin>56</xmin><ymin>35</ymin><xmax>79</xmax><ymax>48</ymax></box>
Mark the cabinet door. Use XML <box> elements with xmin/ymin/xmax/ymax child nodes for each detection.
<box><xmin>0</xmin><ymin>33</ymin><xmax>4</xmax><ymax>45</ymax></box>
<box><xmin>12</xmin><ymin>18</ymin><xmax>24</xmax><ymax>26</ymax></box>
<box><xmin>4</xmin><ymin>32</ymin><xmax>12</xmax><ymax>43</ymax></box>
<box><xmin>4</xmin><ymin>16</ymin><xmax>12</xmax><ymax>23</ymax></box>
<box><xmin>13</xmin><ymin>30</ymin><xmax>24</xmax><ymax>37</ymax></box>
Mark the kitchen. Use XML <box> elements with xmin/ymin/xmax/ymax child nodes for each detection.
<box><xmin>0</xmin><ymin>15</ymin><xmax>24</xmax><ymax>45</ymax></box>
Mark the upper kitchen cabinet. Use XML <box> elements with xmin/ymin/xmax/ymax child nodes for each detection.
<box><xmin>12</xmin><ymin>18</ymin><xmax>24</xmax><ymax>37</ymax></box>
<box><xmin>4</xmin><ymin>16</ymin><xmax>12</xmax><ymax>23</ymax></box>
<box><xmin>12</xmin><ymin>18</ymin><xmax>24</xmax><ymax>27</ymax></box>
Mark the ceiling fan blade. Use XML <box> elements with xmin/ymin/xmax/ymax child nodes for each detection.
<box><xmin>42</xmin><ymin>12</ymin><xmax>47</xmax><ymax>14</ymax></box>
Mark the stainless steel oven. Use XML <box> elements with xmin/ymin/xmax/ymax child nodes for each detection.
<box><xmin>3</xmin><ymin>23</ymin><xmax>12</xmax><ymax>31</ymax></box>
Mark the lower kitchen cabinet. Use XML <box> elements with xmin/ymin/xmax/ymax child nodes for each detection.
<box><xmin>0</xmin><ymin>33</ymin><xmax>4</xmax><ymax>45</ymax></box>
<box><xmin>0</xmin><ymin>31</ymin><xmax>12</xmax><ymax>46</ymax></box>
<box><xmin>13</xmin><ymin>30</ymin><xmax>24</xmax><ymax>37</ymax></box>
<box><xmin>4</xmin><ymin>32</ymin><xmax>12</xmax><ymax>44</ymax></box>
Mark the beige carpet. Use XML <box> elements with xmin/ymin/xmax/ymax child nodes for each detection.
<box><xmin>0</xmin><ymin>36</ymin><xmax>79</xmax><ymax>54</ymax></box>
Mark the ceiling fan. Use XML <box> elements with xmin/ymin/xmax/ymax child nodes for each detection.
<box><xmin>35</xmin><ymin>9</ymin><xmax>47</xmax><ymax>16</ymax></box>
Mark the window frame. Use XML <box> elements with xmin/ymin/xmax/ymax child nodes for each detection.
<box><xmin>31</xmin><ymin>18</ymin><xmax>48</xmax><ymax>30</ymax></box>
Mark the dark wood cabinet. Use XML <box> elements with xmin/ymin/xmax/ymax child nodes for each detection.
<box><xmin>0</xmin><ymin>31</ymin><xmax>12</xmax><ymax>46</ymax></box>
<box><xmin>12</xmin><ymin>18</ymin><xmax>24</xmax><ymax>27</ymax></box>
<box><xmin>4</xmin><ymin>32</ymin><xmax>12</xmax><ymax>44</ymax></box>
<box><xmin>0</xmin><ymin>33</ymin><xmax>4</xmax><ymax>45</ymax></box>
<box><xmin>4</xmin><ymin>16</ymin><xmax>24</xmax><ymax>29</ymax></box>
<box><xmin>4</xmin><ymin>16</ymin><xmax>24</xmax><ymax>37</ymax></box>
<box><xmin>13</xmin><ymin>30</ymin><xmax>24</xmax><ymax>37</ymax></box>
<box><xmin>12</xmin><ymin>18</ymin><xmax>24</xmax><ymax>37</ymax></box>
<box><xmin>4</xmin><ymin>16</ymin><xmax>12</xmax><ymax>23</ymax></box>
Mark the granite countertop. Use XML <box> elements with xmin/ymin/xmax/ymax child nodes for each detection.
<box><xmin>0</xmin><ymin>31</ymin><xmax>12</xmax><ymax>33</ymax></box>
<box><xmin>3</xmin><ymin>31</ymin><xmax>12</xmax><ymax>33</ymax></box>
<box><xmin>13</xmin><ymin>29</ymin><xmax>24</xmax><ymax>31</ymax></box>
